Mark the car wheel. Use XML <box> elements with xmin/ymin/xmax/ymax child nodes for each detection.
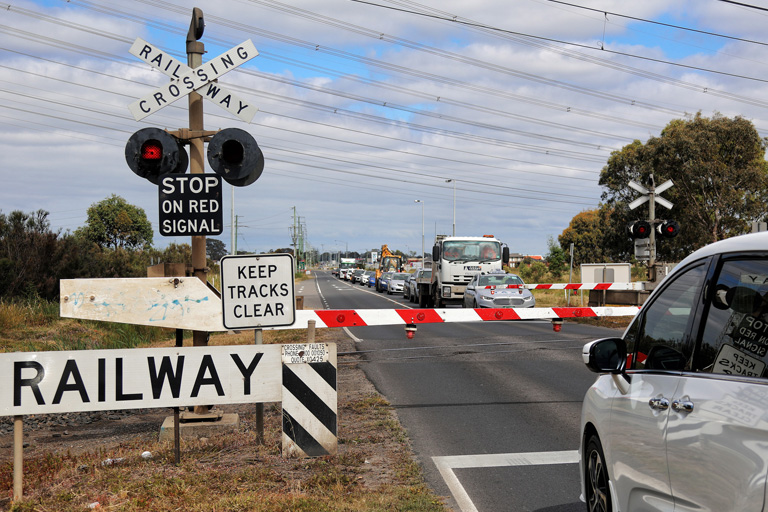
<box><xmin>434</xmin><ymin>290</ymin><xmax>443</xmax><ymax>308</ymax></box>
<box><xmin>473</xmin><ymin>300</ymin><xmax>478</xmax><ymax>309</ymax></box>
<box><xmin>585</xmin><ymin>435</ymin><xmax>611</xmax><ymax>512</ymax></box>
<box><xmin>418</xmin><ymin>292</ymin><xmax>427</xmax><ymax>308</ymax></box>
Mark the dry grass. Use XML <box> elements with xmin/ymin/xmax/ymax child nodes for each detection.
<box><xmin>0</xmin><ymin>300</ymin><xmax>450</xmax><ymax>512</ymax></box>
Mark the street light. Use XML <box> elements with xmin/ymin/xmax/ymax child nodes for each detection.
<box><xmin>334</xmin><ymin>239</ymin><xmax>348</xmax><ymax>258</ymax></box>
<box><xmin>445</xmin><ymin>179</ymin><xmax>455</xmax><ymax>236</ymax></box>
<box><xmin>414</xmin><ymin>200</ymin><xmax>424</xmax><ymax>268</ymax></box>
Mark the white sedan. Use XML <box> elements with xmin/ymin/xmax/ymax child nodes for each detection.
<box><xmin>580</xmin><ymin>231</ymin><xmax>768</xmax><ymax>512</ymax></box>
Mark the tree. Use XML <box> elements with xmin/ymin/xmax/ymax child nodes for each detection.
<box><xmin>76</xmin><ymin>195</ymin><xmax>153</xmax><ymax>250</ymax></box>
<box><xmin>206</xmin><ymin>239</ymin><xmax>228</xmax><ymax>261</ymax></box>
<box><xmin>558</xmin><ymin>208</ymin><xmax>613</xmax><ymax>265</ymax></box>
<box><xmin>545</xmin><ymin>237</ymin><xmax>567</xmax><ymax>279</ymax></box>
<box><xmin>599</xmin><ymin>113</ymin><xmax>768</xmax><ymax>261</ymax></box>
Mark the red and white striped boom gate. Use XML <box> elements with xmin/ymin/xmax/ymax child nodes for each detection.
<box><xmin>521</xmin><ymin>282</ymin><xmax>646</xmax><ymax>291</ymax></box>
<box><xmin>292</xmin><ymin>306</ymin><xmax>640</xmax><ymax>331</ymax></box>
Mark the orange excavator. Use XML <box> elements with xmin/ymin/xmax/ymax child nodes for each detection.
<box><xmin>375</xmin><ymin>245</ymin><xmax>404</xmax><ymax>292</ymax></box>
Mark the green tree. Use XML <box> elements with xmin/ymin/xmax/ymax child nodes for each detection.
<box><xmin>545</xmin><ymin>237</ymin><xmax>567</xmax><ymax>279</ymax></box>
<box><xmin>599</xmin><ymin>113</ymin><xmax>768</xmax><ymax>261</ymax></box>
<box><xmin>76</xmin><ymin>195</ymin><xmax>153</xmax><ymax>250</ymax></box>
<box><xmin>558</xmin><ymin>208</ymin><xmax>613</xmax><ymax>265</ymax></box>
<box><xmin>206</xmin><ymin>239</ymin><xmax>228</xmax><ymax>261</ymax></box>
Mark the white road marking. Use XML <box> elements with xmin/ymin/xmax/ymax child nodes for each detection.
<box><xmin>432</xmin><ymin>450</ymin><xmax>579</xmax><ymax>512</ymax></box>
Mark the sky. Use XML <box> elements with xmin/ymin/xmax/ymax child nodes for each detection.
<box><xmin>3</xmin><ymin>0</ymin><xmax>768</xmax><ymax>261</ymax></box>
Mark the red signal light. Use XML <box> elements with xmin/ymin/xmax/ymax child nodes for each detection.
<box><xmin>657</xmin><ymin>219</ymin><xmax>680</xmax><ymax>238</ymax></box>
<box><xmin>141</xmin><ymin>140</ymin><xmax>162</xmax><ymax>160</ymax></box>
<box><xmin>125</xmin><ymin>127</ymin><xmax>188</xmax><ymax>184</ymax></box>
<box><xmin>627</xmin><ymin>220</ymin><xmax>652</xmax><ymax>239</ymax></box>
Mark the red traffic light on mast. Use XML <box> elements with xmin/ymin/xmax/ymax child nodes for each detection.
<box><xmin>125</xmin><ymin>127</ymin><xmax>188</xmax><ymax>184</ymax></box>
<box><xmin>627</xmin><ymin>220</ymin><xmax>652</xmax><ymax>239</ymax></box>
<box><xmin>657</xmin><ymin>219</ymin><xmax>680</xmax><ymax>238</ymax></box>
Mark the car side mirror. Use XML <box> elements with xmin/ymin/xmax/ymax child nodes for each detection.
<box><xmin>432</xmin><ymin>245</ymin><xmax>440</xmax><ymax>262</ymax></box>
<box><xmin>583</xmin><ymin>337</ymin><xmax>626</xmax><ymax>374</ymax></box>
<box><xmin>726</xmin><ymin>286</ymin><xmax>763</xmax><ymax>314</ymax></box>
<box><xmin>502</xmin><ymin>246</ymin><xmax>509</xmax><ymax>265</ymax></box>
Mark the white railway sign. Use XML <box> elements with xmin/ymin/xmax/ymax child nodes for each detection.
<box><xmin>128</xmin><ymin>38</ymin><xmax>258</xmax><ymax>122</ymax></box>
<box><xmin>1</xmin><ymin>345</ymin><xmax>282</xmax><ymax>416</ymax></box>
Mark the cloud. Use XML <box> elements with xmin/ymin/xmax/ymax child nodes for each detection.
<box><xmin>1</xmin><ymin>0</ymin><xmax>767</xmax><ymax>260</ymax></box>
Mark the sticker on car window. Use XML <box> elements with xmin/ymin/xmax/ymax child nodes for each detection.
<box><xmin>714</xmin><ymin>344</ymin><xmax>766</xmax><ymax>377</ymax></box>
<box><xmin>732</xmin><ymin>314</ymin><xmax>768</xmax><ymax>357</ymax></box>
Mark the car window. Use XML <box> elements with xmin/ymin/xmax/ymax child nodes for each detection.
<box><xmin>698</xmin><ymin>258</ymin><xmax>768</xmax><ymax>378</ymax></box>
<box><xmin>626</xmin><ymin>262</ymin><xmax>707</xmax><ymax>371</ymax></box>
<box><xmin>502</xmin><ymin>275</ymin><xmax>523</xmax><ymax>285</ymax></box>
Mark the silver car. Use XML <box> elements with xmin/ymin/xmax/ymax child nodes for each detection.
<box><xmin>463</xmin><ymin>271</ymin><xmax>534</xmax><ymax>308</ymax></box>
<box><xmin>580</xmin><ymin>231</ymin><xmax>768</xmax><ymax>512</ymax></box>
<box><xmin>387</xmin><ymin>272</ymin><xmax>409</xmax><ymax>295</ymax></box>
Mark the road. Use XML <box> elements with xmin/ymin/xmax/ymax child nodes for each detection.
<box><xmin>307</xmin><ymin>271</ymin><xmax>624</xmax><ymax>512</ymax></box>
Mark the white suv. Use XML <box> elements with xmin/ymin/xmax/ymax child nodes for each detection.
<box><xmin>580</xmin><ymin>231</ymin><xmax>768</xmax><ymax>512</ymax></box>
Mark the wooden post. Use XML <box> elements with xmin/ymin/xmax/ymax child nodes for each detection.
<box><xmin>13</xmin><ymin>415</ymin><xmax>22</xmax><ymax>500</ymax></box>
<box><xmin>307</xmin><ymin>320</ymin><xmax>316</xmax><ymax>343</ymax></box>
<box><xmin>254</xmin><ymin>329</ymin><xmax>264</xmax><ymax>443</ymax></box>
<box><xmin>175</xmin><ymin>328</ymin><xmax>183</xmax><ymax>464</ymax></box>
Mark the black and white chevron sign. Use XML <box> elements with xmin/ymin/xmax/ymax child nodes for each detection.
<box><xmin>281</xmin><ymin>344</ymin><xmax>337</xmax><ymax>457</ymax></box>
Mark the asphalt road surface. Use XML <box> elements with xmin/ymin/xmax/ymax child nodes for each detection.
<box><xmin>308</xmin><ymin>271</ymin><xmax>624</xmax><ymax>512</ymax></box>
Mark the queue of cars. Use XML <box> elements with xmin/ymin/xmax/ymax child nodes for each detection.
<box><xmin>336</xmin><ymin>266</ymin><xmax>535</xmax><ymax>309</ymax></box>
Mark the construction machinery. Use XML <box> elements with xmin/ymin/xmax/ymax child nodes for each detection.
<box><xmin>375</xmin><ymin>245</ymin><xmax>405</xmax><ymax>292</ymax></box>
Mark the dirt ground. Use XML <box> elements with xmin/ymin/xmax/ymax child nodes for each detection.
<box><xmin>0</xmin><ymin>328</ymin><xmax>438</xmax><ymax>508</ymax></box>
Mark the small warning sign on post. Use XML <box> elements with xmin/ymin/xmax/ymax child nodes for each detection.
<box><xmin>221</xmin><ymin>253</ymin><xmax>295</xmax><ymax>329</ymax></box>
<box><xmin>282</xmin><ymin>343</ymin><xmax>330</xmax><ymax>364</ymax></box>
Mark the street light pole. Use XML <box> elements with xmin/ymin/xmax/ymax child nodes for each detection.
<box><xmin>335</xmin><ymin>239</ymin><xmax>348</xmax><ymax>258</ymax></box>
<box><xmin>445</xmin><ymin>179</ymin><xmax>455</xmax><ymax>236</ymax></box>
<box><xmin>415</xmin><ymin>200</ymin><xmax>424</xmax><ymax>268</ymax></box>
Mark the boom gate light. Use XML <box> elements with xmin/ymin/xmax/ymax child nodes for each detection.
<box><xmin>125</xmin><ymin>127</ymin><xmax>188</xmax><ymax>184</ymax></box>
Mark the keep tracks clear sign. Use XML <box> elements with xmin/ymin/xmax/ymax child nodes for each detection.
<box><xmin>220</xmin><ymin>253</ymin><xmax>296</xmax><ymax>329</ymax></box>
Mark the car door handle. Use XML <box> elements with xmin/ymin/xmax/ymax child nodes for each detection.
<box><xmin>672</xmin><ymin>399</ymin><xmax>694</xmax><ymax>413</ymax></box>
<box><xmin>649</xmin><ymin>397</ymin><xmax>670</xmax><ymax>410</ymax></box>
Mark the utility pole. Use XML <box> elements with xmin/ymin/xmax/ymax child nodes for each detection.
<box><xmin>187</xmin><ymin>9</ymin><xmax>208</xmax><ymax>352</ymax></box>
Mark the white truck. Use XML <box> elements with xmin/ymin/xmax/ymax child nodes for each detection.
<box><xmin>417</xmin><ymin>235</ymin><xmax>509</xmax><ymax>307</ymax></box>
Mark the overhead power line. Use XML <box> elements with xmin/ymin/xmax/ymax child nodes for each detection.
<box><xmin>717</xmin><ymin>0</ymin><xmax>768</xmax><ymax>13</ymax></box>
<box><xmin>547</xmin><ymin>0</ymin><xmax>768</xmax><ymax>47</ymax></box>
<box><xmin>350</xmin><ymin>0</ymin><xmax>768</xmax><ymax>84</ymax></box>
